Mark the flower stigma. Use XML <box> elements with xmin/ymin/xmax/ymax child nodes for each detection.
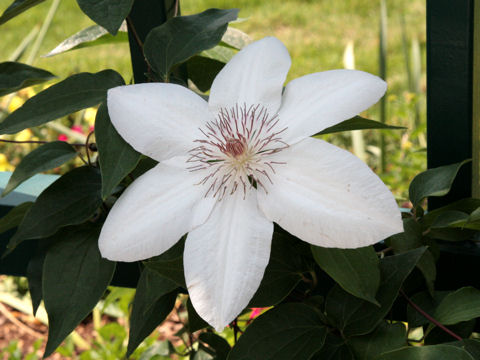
<box><xmin>187</xmin><ymin>104</ymin><xmax>288</xmax><ymax>200</ymax></box>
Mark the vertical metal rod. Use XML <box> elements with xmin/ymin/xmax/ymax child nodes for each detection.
<box><xmin>473</xmin><ymin>0</ymin><xmax>480</xmax><ymax>198</ymax></box>
<box><xmin>426</xmin><ymin>0</ymin><xmax>473</xmax><ymax>209</ymax></box>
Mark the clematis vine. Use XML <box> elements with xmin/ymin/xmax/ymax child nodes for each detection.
<box><xmin>99</xmin><ymin>37</ymin><xmax>403</xmax><ymax>330</ymax></box>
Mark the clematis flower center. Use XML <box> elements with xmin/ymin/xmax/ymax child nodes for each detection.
<box><xmin>187</xmin><ymin>104</ymin><xmax>288</xmax><ymax>200</ymax></box>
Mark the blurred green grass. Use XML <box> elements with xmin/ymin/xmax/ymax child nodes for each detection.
<box><xmin>1</xmin><ymin>0</ymin><xmax>425</xmax><ymax>87</ymax></box>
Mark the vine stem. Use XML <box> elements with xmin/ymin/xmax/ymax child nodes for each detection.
<box><xmin>0</xmin><ymin>138</ymin><xmax>84</xmax><ymax>147</ymax></box>
<box><xmin>399</xmin><ymin>289</ymin><xmax>462</xmax><ymax>341</ymax></box>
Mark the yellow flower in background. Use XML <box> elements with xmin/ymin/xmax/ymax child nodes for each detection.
<box><xmin>0</xmin><ymin>154</ymin><xmax>13</xmax><ymax>172</ymax></box>
<box><xmin>84</xmin><ymin>107</ymin><xmax>97</xmax><ymax>127</ymax></box>
<box><xmin>8</xmin><ymin>96</ymin><xmax>24</xmax><ymax>112</ymax></box>
<box><xmin>14</xmin><ymin>129</ymin><xmax>33</xmax><ymax>142</ymax></box>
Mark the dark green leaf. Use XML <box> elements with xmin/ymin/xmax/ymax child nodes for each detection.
<box><xmin>409</xmin><ymin>160</ymin><xmax>471</xmax><ymax>207</ymax></box>
<box><xmin>8</xmin><ymin>166</ymin><xmax>102</xmax><ymax>250</ymax></box>
<box><xmin>431</xmin><ymin>210</ymin><xmax>470</xmax><ymax>228</ymax></box>
<box><xmin>144</xmin><ymin>8</ymin><xmax>238</xmax><ymax>80</ymax></box>
<box><xmin>347</xmin><ymin>321</ymin><xmax>407</xmax><ymax>360</ymax></box>
<box><xmin>0</xmin><ymin>201</ymin><xmax>32</xmax><ymax>235</ymax></box>
<box><xmin>421</xmin><ymin>198</ymin><xmax>480</xmax><ymax>229</ymax></box>
<box><xmin>311</xmin><ymin>334</ymin><xmax>355</xmax><ymax>360</ymax></box>
<box><xmin>416</xmin><ymin>250</ymin><xmax>436</xmax><ymax>296</ymax></box>
<box><xmin>2</xmin><ymin>141</ymin><xmax>77</xmax><ymax>196</ymax></box>
<box><xmin>145</xmin><ymin>238</ymin><xmax>186</xmax><ymax>287</ymax></box>
<box><xmin>228</xmin><ymin>303</ymin><xmax>327</xmax><ymax>360</ymax></box>
<box><xmin>76</xmin><ymin>0</ymin><xmax>134</xmax><ymax>35</ymax></box>
<box><xmin>130</xmin><ymin>156</ymin><xmax>158</xmax><ymax>179</ymax></box>
<box><xmin>199</xmin><ymin>333</ymin><xmax>230</xmax><ymax>360</ymax></box>
<box><xmin>0</xmin><ymin>62</ymin><xmax>55</xmax><ymax>97</ymax></box>
<box><xmin>377</xmin><ymin>345</ymin><xmax>474</xmax><ymax>360</ymax></box>
<box><xmin>386</xmin><ymin>218</ymin><xmax>436</xmax><ymax>295</ymax></box>
<box><xmin>433</xmin><ymin>287</ymin><xmax>480</xmax><ymax>325</ymax></box>
<box><xmin>449</xmin><ymin>339</ymin><xmax>480</xmax><ymax>358</ymax></box>
<box><xmin>188</xmin><ymin>297</ymin><xmax>210</xmax><ymax>332</ymax></box>
<box><xmin>95</xmin><ymin>103</ymin><xmax>140</xmax><ymax>199</ymax></box>
<box><xmin>26</xmin><ymin>249</ymin><xmax>45</xmax><ymax>315</ymax></box>
<box><xmin>406</xmin><ymin>291</ymin><xmax>449</xmax><ymax>328</ymax></box>
<box><xmin>249</xmin><ymin>232</ymin><xmax>309</xmax><ymax>307</ymax></box>
<box><xmin>0</xmin><ymin>70</ymin><xmax>124</xmax><ymax>134</ymax></box>
<box><xmin>43</xmin><ymin>224</ymin><xmax>116</xmax><ymax>357</ymax></box>
<box><xmin>387</xmin><ymin>218</ymin><xmax>423</xmax><ymax>253</ymax></box>
<box><xmin>187</xmin><ymin>56</ymin><xmax>225</xmax><ymax>92</ymax></box>
<box><xmin>0</xmin><ymin>0</ymin><xmax>45</xmax><ymax>25</ymax></box>
<box><xmin>311</xmin><ymin>245</ymin><xmax>380</xmax><ymax>305</ymax></box>
<box><xmin>426</xmin><ymin>227</ymin><xmax>476</xmax><ymax>241</ymax></box>
<box><xmin>127</xmin><ymin>267</ymin><xmax>178</xmax><ymax>357</ymax></box>
<box><xmin>44</xmin><ymin>24</ymin><xmax>128</xmax><ymax>57</ymax></box>
<box><xmin>425</xmin><ymin>320</ymin><xmax>475</xmax><ymax>345</ymax></box>
<box><xmin>325</xmin><ymin>247</ymin><xmax>426</xmax><ymax>337</ymax></box>
<box><xmin>315</xmin><ymin>116</ymin><xmax>405</xmax><ymax>136</ymax></box>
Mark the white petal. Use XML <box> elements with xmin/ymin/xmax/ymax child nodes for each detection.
<box><xmin>208</xmin><ymin>37</ymin><xmax>291</xmax><ymax>116</ymax></box>
<box><xmin>278</xmin><ymin>70</ymin><xmax>387</xmax><ymax>144</ymax></box>
<box><xmin>99</xmin><ymin>163</ymin><xmax>215</xmax><ymax>262</ymax></box>
<box><xmin>257</xmin><ymin>137</ymin><xmax>403</xmax><ymax>248</ymax></box>
<box><xmin>107</xmin><ymin>83</ymin><xmax>212</xmax><ymax>162</ymax></box>
<box><xmin>184</xmin><ymin>190</ymin><xmax>273</xmax><ymax>331</ymax></box>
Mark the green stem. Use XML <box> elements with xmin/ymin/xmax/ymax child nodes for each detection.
<box><xmin>26</xmin><ymin>0</ymin><xmax>61</xmax><ymax>65</ymax></box>
<box><xmin>379</xmin><ymin>0</ymin><xmax>388</xmax><ymax>173</ymax></box>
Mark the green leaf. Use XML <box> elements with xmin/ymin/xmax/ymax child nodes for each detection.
<box><xmin>311</xmin><ymin>245</ymin><xmax>380</xmax><ymax>305</ymax></box>
<box><xmin>220</xmin><ymin>27</ymin><xmax>252</xmax><ymax>50</ymax></box>
<box><xmin>76</xmin><ymin>0</ymin><xmax>134</xmax><ymax>35</ymax></box>
<box><xmin>26</xmin><ymin>250</ymin><xmax>45</xmax><ymax>315</ymax></box>
<box><xmin>145</xmin><ymin>238</ymin><xmax>186</xmax><ymax>287</ymax></box>
<box><xmin>406</xmin><ymin>291</ymin><xmax>449</xmax><ymax>328</ymax></box>
<box><xmin>0</xmin><ymin>62</ymin><xmax>55</xmax><ymax>97</ymax></box>
<box><xmin>249</xmin><ymin>232</ymin><xmax>310</xmax><ymax>307</ymax></box>
<box><xmin>187</xmin><ymin>56</ymin><xmax>225</xmax><ymax>92</ymax></box>
<box><xmin>199</xmin><ymin>333</ymin><xmax>231</xmax><ymax>360</ymax></box>
<box><xmin>347</xmin><ymin>321</ymin><xmax>407</xmax><ymax>360</ymax></box>
<box><xmin>416</xmin><ymin>249</ymin><xmax>436</xmax><ymax>296</ymax></box>
<box><xmin>95</xmin><ymin>103</ymin><xmax>140</xmax><ymax>199</ymax></box>
<box><xmin>409</xmin><ymin>160</ymin><xmax>471</xmax><ymax>207</ymax></box>
<box><xmin>425</xmin><ymin>320</ymin><xmax>475</xmax><ymax>345</ymax></box>
<box><xmin>144</xmin><ymin>8</ymin><xmax>238</xmax><ymax>80</ymax></box>
<box><xmin>44</xmin><ymin>24</ymin><xmax>128</xmax><ymax>57</ymax></box>
<box><xmin>434</xmin><ymin>287</ymin><xmax>480</xmax><ymax>325</ymax></box>
<box><xmin>431</xmin><ymin>210</ymin><xmax>470</xmax><ymax>228</ymax></box>
<box><xmin>2</xmin><ymin>141</ymin><xmax>77</xmax><ymax>196</ymax></box>
<box><xmin>228</xmin><ymin>303</ymin><xmax>327</xmax><ymax>360</ymax></box>
<box><xmin>201</xmin><ymin>46</ymin><xmax>236</xmax><ymax>63</ymax></box>
<box><xmin>325</xmin><ymin>247</ymin><xmax>426</xmax><ymax>337</ymax></box>
<box><xmin>43</xmin><ymin>224</ymin><xmax>116</xmax><ymax>357</ymax></box>
<box><xmin>188</xmin><ymin>297</ymin><xmax>210</xmax><ymax>332</ymax></box>
<box><xmin>311</xmin><ymin>333</ymin><xmax>355</xmax><ymax>360</ymax></box>
<box><xmin>377</xmin><ymin>345</ymin><xmax>474</xmax><ymax>360</ymax></box>
<box><xmin>8</xmin><ymin>166</ymin><xmax>102</xmax><ymax>250</ymax></box>
<box><xmin>0</xmin><ymin>201</ymin><xmax>32</xmax><ymax>235</ymax></box>
<box><xmin>315</xmin><ymin>116</ymin><xmax>405</xmax><ymax>136</ymax></box>
<box><xmin>0</xmin><ymin>0</ymin><xmax>45</xmax><ymax>25</ymax></box>
<box><xmin>127</xmin><ymin>267</ymin><xmax>178</xmax><ymax>357</ymax></box>
<box><xmin>449</xmin><ymin>339</ymin><xmax>480</xmax><ymax>359</ymax></box>
<box><xmin>0</xmin><ymin>70</ymin><xmax>124</xmax><ymax>134</ymax></box>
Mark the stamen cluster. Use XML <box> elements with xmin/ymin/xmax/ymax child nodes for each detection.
<box><xmin>187</xmin><ymin>104</ymin><xmax>288</xmax><ymax>199</ymax></box>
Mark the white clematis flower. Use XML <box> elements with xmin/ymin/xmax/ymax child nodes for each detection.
<box><xmin>99</xmin><ymin>37</ymin><xmax>403</xmax><ymax>331</ymax></box>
